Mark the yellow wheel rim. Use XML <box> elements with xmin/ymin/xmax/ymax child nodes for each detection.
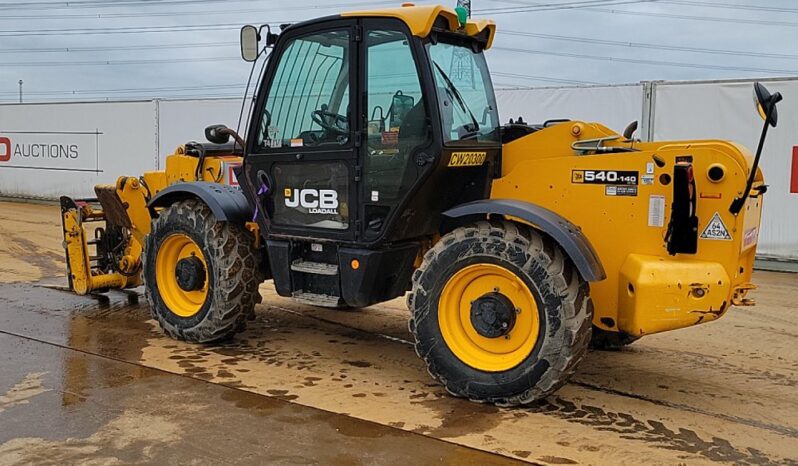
<box><xmin>155</xmin><ymin>233</ymin><xmax>208</xmax><ymax>318</ymax></box>
<box><xmin>438</xmin><ymin>263</ymin><xmax>540</xmax><ymax>372</ymax></box>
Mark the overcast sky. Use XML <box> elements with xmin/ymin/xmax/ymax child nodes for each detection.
<box><xmin>0</xmin><ymin>0</ymin><xmax>796</xmax><ymax>103</ymax></box>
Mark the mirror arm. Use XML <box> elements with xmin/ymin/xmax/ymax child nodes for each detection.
<box><xmin>729</xmin><ymin>104</ymin><xmax>772</xmax><ymax>215</ymax></box>
<box><xmin>222</xmin><ymin>127</ymin><xmax>247</xmax><ymax>150</ymax></box>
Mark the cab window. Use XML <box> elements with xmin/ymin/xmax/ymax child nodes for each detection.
<box><xmin>362</xmin><ymin>28</ymin><xmax>429</xmax><ymax>235</ymax></box>
<box><xmin>427</xmin><ymin>39</ymin><xmax>499</xmax><ymax>144</ymax></box>
<box><xmin>257</xmin><ymin>29</ymin><xmax>351</xmax><ymax>150</ymax></box>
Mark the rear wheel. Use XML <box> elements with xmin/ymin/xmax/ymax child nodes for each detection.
<box><xmin>143</xmin><ymin>199</ymin><xmax>261</xmax><ymax>343</ymax></box>
<box><xmin>408</xmin><ymin>221</ymin><xmax>592</xmax><ymax>406</ymax></box>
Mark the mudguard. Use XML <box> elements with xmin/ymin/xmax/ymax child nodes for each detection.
<box><xmin>443</xmin><ymin>199</ymin><xmax>606</xmax><ymax>282</ymax></box>
<box><xmin>148</xmin><ymin>182</ymin><xmax>252</xmax><ymax>224</ymax></box>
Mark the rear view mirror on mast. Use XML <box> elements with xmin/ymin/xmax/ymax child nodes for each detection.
<box><xmin>240</xmin><ymin>25</ymin><xmax>260</xmax><ymax>62</ymax></box>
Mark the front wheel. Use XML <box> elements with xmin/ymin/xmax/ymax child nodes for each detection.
<box><xmin>142</xmin><ymin>199</ymin><xmax>261</xmax><ymax>343</ymax></box>
<box><xmin>408</xmin><ymin>221</ymin><xmax>593</xmax><ymax>406</ymax></box>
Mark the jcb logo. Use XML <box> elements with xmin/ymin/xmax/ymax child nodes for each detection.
<box><xmin>0</xmin><ymin>137</ymin><xmax>10</xmax><ymax>162</ymax></box>
<box><xmin>285</xmin><ymin>188</ymin><xmax>339</xmax><ymax>214</ymax></box>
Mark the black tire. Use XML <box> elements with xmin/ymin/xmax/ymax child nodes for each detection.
<box><xmin>408</xmin><ymin>220</ymin><xmax>593</xmax><ymax>406</ymax></box>
<box><xmin>142</xmin><ymin>199</ymin><xmax>262</xmax><ymax>343</ymax></box>
<box><xmin>590</xmin><ymin>327</ymin><xmax>638</xmax><ymax>350</ymax></box>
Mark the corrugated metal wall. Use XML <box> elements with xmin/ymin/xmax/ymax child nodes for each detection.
<box><xmin>1</xmin><ymin>78</ymin><xmax>796</xmax><ymax>259</ymax></box>
<box><xmin>650</xmin><ymin>78</ymin><xmax>798</xmax><ymax>260</ymax></box>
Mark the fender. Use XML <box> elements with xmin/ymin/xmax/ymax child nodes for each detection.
<box><xmin>148</xmin><ymin>182</ymin><xmax>252</xmax><ymax>224</ymax></box>
<box><xmin>443</xmin><ymin>199</ymin><xmax>606</xmax><ymax>282</ymax></box>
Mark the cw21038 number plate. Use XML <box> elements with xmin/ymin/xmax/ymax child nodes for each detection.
<box><xmin>572</xmin><ymin>170</ymin><xmax>639</xmax><ymax>185</ymax></box>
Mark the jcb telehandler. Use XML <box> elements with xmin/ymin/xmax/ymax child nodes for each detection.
<box><xmin>60</xmin><ymin>4</ymin><xmax>781</xmax><ymax>405</ymax></box>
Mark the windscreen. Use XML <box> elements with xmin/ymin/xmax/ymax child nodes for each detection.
<box><xmin>426</xmin><ymin>39</ymin><xmax>500</xmax><ymax>144</ymax></box>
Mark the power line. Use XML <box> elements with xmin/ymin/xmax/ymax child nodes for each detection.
<box><xmin>5</xmin><ymin>29</ymin><xmax>790</xmax><ymax>63</ymax></box>
<box><xmin>0</xmin><ymin>71</ymin><xmax>588</xmax><ymax>96</ymax></box>
<box><xmin>492</xmin><ymin>45</ymin><xmax>798</xmax><ymax>74</ymax></box>
<box><xmin>0</xmin><ymin>94</ymin><xmax>246</xmax><ymax>103</ymax></box>
<box><xmin>657</xmin><ymin>0</ymin><xmax>798</xmax><ymax>14</ymax></box>
<box><xmin>501</xmin><ymin>30</ymin><xmax>798</xmax><ymax>60</ymax></box>
<box><xmin>0</xmin><ymin>0</ymin><xmax>402</xmax><ymax>19</ymax></box>
<box><xmin>0</xmin><ymin>0</ymin><xmax>312</xmax><ymax>10</ymax></box>
<box><xmin>0</xmin><ymin>42</ymin><xmax>236</xmax><ymax>53</ymax></box>
<box><xmin>0</xmin><ymin>83</ymin><xmax>245</xmax><ymax>96</ymax></box>
<box><xmin>480</xmin><ymin>0</ymin><xmax>798</xmax><ymax>26</ymax></box>
<box><xmin>475</xmin><ymin>0</ymin><xmax>657</xmax><ymax>14</ymax></box>
<box><xmin>3</xmin><ymin>56</ymin><xmax>242</xmax><ymax>67</ymax></box>
<box><xmin>7</xmin><ymin>42</ymin><xmax>792</xmax><ymax>75</ymax></box>
<box><xmin>492</xmin><ymin>71</ymin><xmax>602</xmax><ymax>85</ymax></box>
<box><xmin>493</xmin><ymin>82</ymin><xmax>537</xmax><ymax>89</ymax></box>
<box><xmin>0</xmin><ymin>23</ymin><xmax>255</xmax><ymax>37</ymax></box>
<box><xmin>584</xmin><ymin>6</ymin><xmax>798</xmax><ymax>27</ymax></box>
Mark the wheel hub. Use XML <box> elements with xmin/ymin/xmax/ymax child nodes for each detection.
<box><xmin>470</xmin><ymin>292</ymin><xmax>517</xmax><ymax>338</ymax></box>
<box><xmin>175</xmin><ymin>255</ymin><xmax>206</xmax><ymax>292</ymax></box>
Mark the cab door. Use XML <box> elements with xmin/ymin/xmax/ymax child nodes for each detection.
<box><xmin>359</xmin><ymin>19</ymin><xmax>434</xmax><ymax>243</ymax></box>
<box><xmin>244</xmin><ymin>21</ymin><xmax>359</xmax><ymax>241</ymax></box>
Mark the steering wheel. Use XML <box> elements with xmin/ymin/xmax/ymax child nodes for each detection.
<box><xmin>312</xmin><ymin>104</ymin><xmax>349</xmax><ymax>135</ymax></box>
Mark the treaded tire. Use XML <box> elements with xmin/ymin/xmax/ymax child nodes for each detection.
<box><xmin>408</xmin><ymin>220</ymin><xmax>593</xmax><ymax>406</ymax></box>
<box><xmin>142</xmin><ymin>199</ymin><xmax>262</xmax><ymax>343</ymax></box>
<box><xmin>590</xmin><ymin>327</ymin><xmax>638</xmax><ymax>350</ymax></box>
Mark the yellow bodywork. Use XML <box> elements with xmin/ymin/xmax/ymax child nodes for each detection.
<box><xmin>62</xmin><ymin>147</ymin><xmax>241</xmax><ymax>295</ymax></box>
<box><xmin>342</xmin><ymin>4</ymin><xmax>496</xmax><ymax>48</ymax></box>
<box><xmin>492</xmin><ymin>121</ymin><xmax>762</xmax><ymax>337</ymax></box>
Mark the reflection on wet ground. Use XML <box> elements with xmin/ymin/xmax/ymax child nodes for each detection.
<box><xmin>0</xmin><ymin>284</ymin><xmax>520</xmax><ymax>465</ymax></box>
<box><xmin>1</xmin><ymin>280</ymin><xmax>796</xmax><ymax>465</ymax></box>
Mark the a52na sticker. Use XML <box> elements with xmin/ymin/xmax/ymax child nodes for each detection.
<box><xmin>572</xmin><ymin>170</ymin><xmax>639</xmax><ymax>185</ymax></box>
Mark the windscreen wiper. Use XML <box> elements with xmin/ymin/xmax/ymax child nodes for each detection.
<box><xmin>433</xmin><ymin>61</ymin><xmax>480</xmax><ymax>135</ymax></box>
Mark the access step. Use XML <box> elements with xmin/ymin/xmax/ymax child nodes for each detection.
<box><xmin>290</xmin><ymin>260</ymin><xmax>339</xmax><ymax>276</ymax></box>
<box><xmin>291</xmin><ymin>291</ymin><xmax>345</xmax><ymax>308</ymax></box>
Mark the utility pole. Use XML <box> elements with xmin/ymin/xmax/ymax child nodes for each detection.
<box><xmin>18</xmin><ymin>80</ymin><xmax>23</xmax><ymax>103</ymax></box>
<box><xmin>452</xmin><ymin>0</ymin><xmax>474</xmax><ymax>86</ymax></box>
<box><xmin>457</xmin><ymin>0</ymin><xmax>471</xmax><ymax>17</ymax></box>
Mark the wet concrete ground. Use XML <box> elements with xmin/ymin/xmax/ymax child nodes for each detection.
<box><xmin>1</xmin><ymin>199</ymin><xmax>797</xmax><ymax>465</ymax></box>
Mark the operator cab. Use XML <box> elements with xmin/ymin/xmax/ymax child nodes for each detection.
<box><xmin>240</xmin><ymin>7</ymin><xmax>500</xmax><ymax>307</ymax></box>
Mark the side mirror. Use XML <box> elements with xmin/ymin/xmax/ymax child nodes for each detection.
<box><xmin>240</xmin><ymin>25</ymin><xmax>260</xmax><ymax>62</ymax></box>
<box><xmin>205</xmin><ymin>124</ymin><xmax>231</xmax><ymax>144</ymax></box>
<box><xmin>389</xmin><ymin>91</ymin><xmax>415</xmax><ymax>129</ymax></box>
<box><xmin>754</xmin><ymin>82</ymin><xmax>782</xmax><ymax>128</ymax></box>
<box><xmin>730</xmin><ymin>83</ymin><xmax>784</xmax><ymax>215</ymax></box>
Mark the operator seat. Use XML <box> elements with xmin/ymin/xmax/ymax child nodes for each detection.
<box><xmin>398</xmin><ymin>98</ymin><xmax>428</xmax><ymax>155</ymax></box>
<box><xmin>364</xmin><ymin>98</ymin><xmax>430</xmax><ymax>203</ymax></box>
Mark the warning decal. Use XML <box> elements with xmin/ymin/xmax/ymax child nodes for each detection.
<box><xmin>605</xmin><ymin>185</ymin><xmax>637</xmax><ymax>196</ymax></box>
<box><xmin>648</xmin><ymin>195</ymin><xmax>665</xmax><ymax>227</ymax></box>
<box><xmin>700</xmin><ymin>212</ymin><xmax>732</xmax><ymax>240</ymax></box>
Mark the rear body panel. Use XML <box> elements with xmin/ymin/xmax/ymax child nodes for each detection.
<box><xmin>493</xmin><ymin>121</ymin><xmax>763</xmax><ymax>336</ymax></box>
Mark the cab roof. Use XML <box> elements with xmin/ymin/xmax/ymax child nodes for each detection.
<box><xmin>340</xmin><ymin>4</ymin><xmax>496</xmax><ymax>49</ymax></box>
